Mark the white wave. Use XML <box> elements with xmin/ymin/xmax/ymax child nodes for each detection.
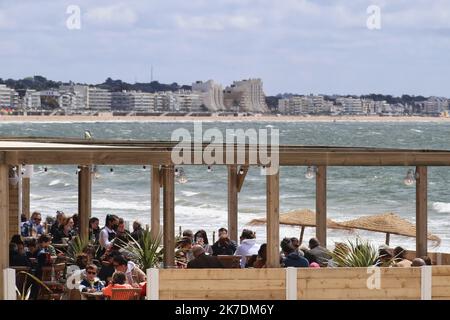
<box><xmin>49</xmin><ymin>179</ymin><xmax>61</xmax><ymax>186</ymax></box>
<box><xmin>93</xmin><ymin>198</ymin><xmax>150</xmax><ymax>211</ymax></box>
<box><xmin>432</xmin><ymin>202</ymin><xmax>450</xmax><ymax>213</ymax></box>
<box><xmin>181</xmin><ymin>191</ymin><xmax>199</xmax><ymax>197</ymax></box>
<box><xmin>410</xmin><ymin>129</ymin><xmax>423</xmax><ymax>133</ymax></box>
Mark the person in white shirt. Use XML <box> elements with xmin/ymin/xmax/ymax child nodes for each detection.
<box><xmin>99</xmin><ymin>214</ymin><xmax>120</xmax><ymax>250</ymax></box>
<box><xmin>234</xmin><ymin>229</ymin><xmax>260</xmax><ymax>268</ymax></box>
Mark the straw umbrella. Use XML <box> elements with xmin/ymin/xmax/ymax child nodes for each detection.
<box><xmin>337</xmin><ymin>212</ymin><xmax>441</xmax><ymax>246</ymax></box>
<box><xmin>248</xmin><ymin>209</ymin><xmax>348</xmax><ymax>244</ymax></box>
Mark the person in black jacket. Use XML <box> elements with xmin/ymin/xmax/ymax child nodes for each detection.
<box><xmin>211</xmin><ymin>228</ymin><xmax>237</xmax><ymax>256</ymax></box>
<box><xmin>187</xmin><ymin>246</ymin><xmax>224</xmax><ymax>269</ymax></box>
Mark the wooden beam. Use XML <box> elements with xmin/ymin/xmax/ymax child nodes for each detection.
<box><xmin>385</xmin><ymin>233</ymin><xmax>390</xmax><ymax>246</ymax></box>
<box><xmin>151</xmin><ymin>165</ymin><xmax>161</xmax><ymax>240</ymax></box>
<box><xmin>316</xmin><ymin>166</ymin><xmax>327</xmax><ymax>247</ymax></box>
<box><xmin>163</xmin><ymin>165</ymin><xmax>175</xmax><ymax>267</ymax></box>
<box><xmin>416</xmin><ymin>166</ymin><xmax>428</xmax><ymax>257</ymax></box>
<box><xmin>0</xmin><ymin>164</ymin><xmax>10</xmax><ymax>300</ymax></box>
<box><xmin>236</xmin><ymin>165</ymin><xmax>249</xmax><ymax>192</ymax></box>
<box><xmin>78</xmin><ymin>165</ymin><xmax>92</xmax><ymax>242</ymax></box>
<box><xmin>266</xmin><ymin>171</ymin><xmax>280</xmax><ymax>268</ymax></box>
<box><xmin>228</xmin><ymin>165</ymin><xmax>238</xmax><ymax>242</ymax></box>
<box><xmin>22</xmin><ymin>177</ymin><xmax>30</xmax><ymax>219</ymax></box>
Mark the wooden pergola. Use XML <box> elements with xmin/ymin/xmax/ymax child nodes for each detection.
<box><xmin>0</xmin><ymin>137</ymin><xmax>448</xmax><ymax>298</ymax></box>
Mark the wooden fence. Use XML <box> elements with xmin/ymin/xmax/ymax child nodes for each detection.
<box><xmin>146</xmin><ymin>266</ymin><xmax>450</xmax><ymax>300</ymax></box>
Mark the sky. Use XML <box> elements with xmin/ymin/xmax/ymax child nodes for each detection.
<box><xmin>0</xmin><ymin>0</ymin><xmax>449</xmax><ymax>96</ymax></box>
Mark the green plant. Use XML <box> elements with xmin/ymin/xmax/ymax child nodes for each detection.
<box><xmin>16</xmin><ymin>271</ymin><xmax>52</xmax><ymax>300</ymax></box>
<box><xmin>116</xmin><ymin>227</ymin><xmax>163</xmax><ymax>270</ymax></box>
<box><xmin>66</xmin><ymin>236</ymin><xmax>92</xmax><ymax>264</ymax></box>
<box><xmin>330</xmin><ymin>237</ymin><xmax>380</xmax><ymax>267</ymax></box>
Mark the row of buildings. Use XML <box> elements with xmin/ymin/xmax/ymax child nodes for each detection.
<box><xmin>0</xmin><ymin>79</ymin><xmax>269</xmax><ymax>113</ymax></box>
<box><xmin>278</xmin><ymin>95</ymin><xmax>449</xmax><ymax>116</ymax></box>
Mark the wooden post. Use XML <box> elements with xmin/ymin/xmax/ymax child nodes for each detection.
<box><xmin>163</xmin><ymin>165</ymin><xmax>175</xmax><ymax>267</ymax></box>
<box><xmin>0</xmin><ymin>164</ymin><xmax>10</xmax><ymax>300</ymax></box>
<box><xmin>22</xmin><ymin>177</ymin><xmax>30</xmax><ymax>219</ymax></box>
<box><xmin>299</xmin><ymin>226</ymin><xmax>305</xmax><ymax>245</ymax></box>
<box><xmin>151</xmin><ymin>165</ymin><xmax>161</xmax><ymax>240</ymax></box>
<box><xmin>385</xmin><ymin>232</ymin><xmax>390</xmax><ymax>246</ymax></box>
<box><xmin>416</xmin><ymin>166</ymin><xmax>427</xmax><ymax>257</ymax></box>
<box><xmin>316</xmin><ymin>166</ymin><xmax>327</xmax><ymax>247</ymax></box>
<box><xmin>228</xmin><ymin>165</ymin><xmax>238</xmax><ymax>242</ymax></box>
<box><xmin>78</xmin><ymin>165</ymin><xmax>92</xmax><ymax>242</ymax></box>
<box><xmin>266</xmin><ymin>171</ymin><xmax>280</xmax><ymax>268</ymax></box>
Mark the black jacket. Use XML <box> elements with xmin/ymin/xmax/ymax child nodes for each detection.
<box><xmin>187</xmin><ymin>253</ymin><xmax>224</xmax><ymax>269</ymax></box>
<box><xmin>211</xmin><ymin>240</ymin><xmax>237</xmax><ymax>256</ymax></box>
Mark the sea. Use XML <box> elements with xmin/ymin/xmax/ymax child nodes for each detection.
<box><xmin>1</xmin><ymin>120</ymin><xmax>450</xmax><ymax>252</ymax></box>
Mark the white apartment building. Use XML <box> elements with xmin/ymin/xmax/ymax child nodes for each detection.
<box><xmin>87</xmin><ymin>87</ymin><xmax>112</xmax><ymax>111</ymax></box>
<box><xmin>112</xmin><ymin>91</ymin><xmax>155</xmax><ymax>112</ymax></box>
<box><xmin>175</xmin><ymin>91</ymin><xmax>203</xmax><ymax>112</ymax></box>
<box><xmin>24</xmin><ymin>89</ymin><xmax>41</xmax><ymax>110</ymax></box>
<box><xmin>0</xmin><ymin>84</ymin><xmax>16</xmax><ymax>108</ymax></box>
<box><xmin>278</xmin><ymin>98</ymin><xmax>290</xmax><ymax>114</ymax></box>
<box><xmin>423</xmin><ymin>97</ymin><xmax>448</xmax><ymax>114</ymax></box>
<box><xmin>154</xmin><ymin>92</ymin><xmax>178</xmax><ymax>112</ymax></box>
<box><xmin>336</xmin><ymin>97</ymin><xmax>364</xmax><ymax>114</ymax></box>
<box><xmin>192</xmin><ymin>80</ymin><xmax>225</xmax><ymax>111</ymax></box>
<box><xmin>223</xmin><ymin>79</ymin><xmax>269</xmax><ymax>113</ymax></box>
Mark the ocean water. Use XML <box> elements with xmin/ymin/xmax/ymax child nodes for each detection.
<box><xmin>2</xmin><ymin>120</ymin><xmax>450</xmax><ymax>252</ymax></box>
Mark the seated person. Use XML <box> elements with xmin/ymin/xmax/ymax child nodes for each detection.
<box><xmin>175</xmin><ymin>236</ymin><xmax>194</xmax><ymax>265</ymax></box>
<box><xmin>112</xmin><ymin>254</ymin><xmax>147</xmax><ymax>286</ymax></box>
<box><xmin>79</xmin><ymin>264</ymin><xmax>105</xmax><ymax>293</ymax></box>
<box><xmin>25</xmin><ymin>238</ymin><xmax>39</xmax><ymax>259</ymax></box>
<box><xmin>281</xmin><ymin>238</ymin><xmax>309</xmax><ymax>268</ymax></box>
<box><xmin>411</xmin><ymin>258</ymin><xmax>426</xmax><ymax>267</ymax></box>
<box><xmin>212</xmin><ymin>228</ymin><xmax>237</xmax><ymax>256</ymax></box>
<box><xmin>304</xmin><ymin>238</ymin><xmax>332</xmax><ymax>267</ymax></box>
<box><xmin>98</xmin><ymin>251</ymin><xmax>120</xmax><ymax>284</ymax></box>
<box><xmin>35</xmin><ymin>234</ymin><xmax>54</xmax><ymax>279</ymax></box>
<box><xmin>234</xmin><ymin>229</ymin><xmax>260</xmax><ymax>268</ymax></box>
<box><xmin>187</xmin><ymin>245</ymin><xmax>224</xmax><ymax>269</ymax></box>
<box><xmin>393</xmin><ymin>246</ymin><xmax>412</xmax><ymax>267</ymax></box>
<box><xmin>9</xmin><ymin>236</ymin><xmax>32</xmax><ymax>267</ymax></box>
<box><xmin>21</xmin><ymin>211</ymin><xmax>45</xmax><ymax>237</ymax></box>
<box><xmin>253</xmin><ymin>243</ymin><xmax>267</xmax><ymax>268</ymax></box>
<box><xmin>102</xmin><ymin>271</ymin><xmax>133</xmax><ymax>299</ymax></box>
<box><xmin>52</xmin><ymin>217</ymin><xmax>75</xmax><ymax>244</ymax></box>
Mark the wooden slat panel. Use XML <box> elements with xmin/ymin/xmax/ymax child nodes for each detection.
<box><xmin>298</xmin><ymin>288</ymin><xmax>420</xmax><ymax>300</ymax></box>
<box><xmin>299</xmin><ymin>277</ymin><xmax>420</xmax><ymax>290</ymax></box>
<box><xmin>432</xmin><ymin>266</ymin><xmax>450</xmax><ymax>276</ymax></box>
<box><xmin>159</xmin><ymin>268</ymin><xmax>285</xmax><ymax>280</ymax></box>
<box><xmin>432</xmin><ymin>276</ymin><xmax>450</xmax><ymax>287</ymax></box>
<box><xmin>160</xmin><ymin>279</ymin><xmax>285</xmax><ymax>291</ymax></box>
<box><xmin>160</xmin><ymin>290</ymin><xmax>285</xmax><ymax>300</ymax></box>
<box><xmin>297</xmin><ymin>267</ymin><xmax>422</xmax><ymax>279</ymax></box>
<box><xmin>432</xmin><ymin>286</ymin><xmax>450</xmax><ymax>298</ymax></box>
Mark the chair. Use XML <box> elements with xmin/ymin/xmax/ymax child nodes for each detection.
<box><xmin>217</xmin><ymin>255</ymin><xmax>241</xmax><ymax>268</ymax></box>
<box><xmin>41</xmin><ymin>263</ymin><xmax>66</xmax><ymax>281</ymax></box>
<box><xmin>111</xmin><ymin>288</ymin><xmax>142</xmax><ymax>300</ymax></box>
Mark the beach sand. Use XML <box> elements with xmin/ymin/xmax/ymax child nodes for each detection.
<box><xmin>0</xmin><ymin>114</ymin><xmax>449</xmax><ymax>123</ymax></box>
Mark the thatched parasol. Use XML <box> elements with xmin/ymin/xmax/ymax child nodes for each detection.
<box><xmin>248</xmin><ymin>209</ymin><xmax>348</xmax><ymax>244</ymax></box>
<box><xmin>337</xmin><ymin>212</ymin><xmax>441</xmax><ymax>246</ymax></box>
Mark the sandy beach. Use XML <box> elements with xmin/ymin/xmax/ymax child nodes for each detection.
<box><xmin>0</xmin><ymin>114</ymin><xmax>449</xmax><ymax>123</ymax></box>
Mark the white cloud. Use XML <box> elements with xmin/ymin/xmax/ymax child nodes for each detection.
<box><xmin>85</xmin><ymin>4</ymin><xmax>137</xmax><ymax>26</ymax></box>
<box><xmin>174</xmin><ymin>14</ymin><xmax>260</xmax><ymax>31</ymax></box>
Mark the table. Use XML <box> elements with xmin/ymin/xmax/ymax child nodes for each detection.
<box><xmin>81</xmin><ymin>291</ymin><xmax>105</xmax><ymax>300</ymax></box>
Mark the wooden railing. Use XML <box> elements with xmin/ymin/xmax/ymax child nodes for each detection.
<box><xmin>146</xmin><ymin>266</ymin><xmax>450</xmax><ymax>300</ymax></box>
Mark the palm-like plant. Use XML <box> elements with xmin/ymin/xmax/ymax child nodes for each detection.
<box><xmin>330</xmin><ymin>237</ymin><xmax>380</xmax><ymax>267</ymax></box>
<box><xmin>116</xmin><ymin>227</ymin><xmax>163</xmax><ymax>270</ymax></box>
<box><xmin>66</xmin><ymin>236</ymin><xmax>92</xmax><ymax>264</ymax></box>
<box><xmin>16</xmin><ymin>271</ymin><xmax>52</xmax><ymax>300</ymax></box>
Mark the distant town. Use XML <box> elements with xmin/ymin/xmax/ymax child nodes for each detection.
<box><xmin>0</xmin><ymin>76</ymin><xmax>448</xmax><ymax>117</ymax></box>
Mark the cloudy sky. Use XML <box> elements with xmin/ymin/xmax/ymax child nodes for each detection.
<box><xmin>0</xmin><ymin>0</ymin><xmax>449</xmax><ymax>96</ymax></box>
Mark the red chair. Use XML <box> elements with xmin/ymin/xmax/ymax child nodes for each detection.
<box><xmin>111</xmin><ymin>288</ymin><xmax>142</xmax><ymax>300</ymax></box>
